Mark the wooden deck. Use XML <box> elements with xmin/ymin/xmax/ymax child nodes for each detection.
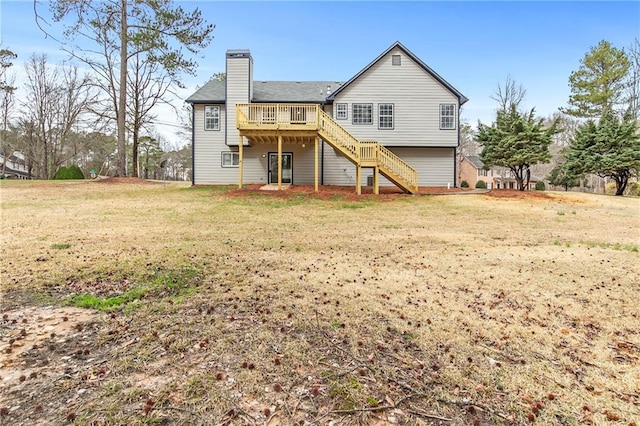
<box><xmin>236</xmin><ymin>104</ymin><xmax>418</xmax><ymax>194</ymax></box>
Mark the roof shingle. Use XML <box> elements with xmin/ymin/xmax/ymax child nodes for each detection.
<box><xmin>186</xmin><ymin>80</ymin><xmax>343</xmax><ymax>104</ymax></box>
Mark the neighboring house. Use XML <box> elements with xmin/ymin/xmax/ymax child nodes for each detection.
<box><xmin>0</xmin><ymin>151</ymin><xmax>29</xmax><ymax>179</ymax></box>
<box><xmin>459</xmin><ymin>155</ymin><xmax>539</xmax><ymax>190</ymax></box>
<box><xmin>186</xmin><ymin>41</ymin><xmax>468</xmax><ymax>193</ymax></box>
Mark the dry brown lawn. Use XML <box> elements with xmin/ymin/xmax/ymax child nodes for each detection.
<box><xmin>0</xmin><ymin>179</ymin><xmax>639</xmax><ymax>425</ymax></box>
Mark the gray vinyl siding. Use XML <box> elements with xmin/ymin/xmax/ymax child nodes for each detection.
<box><xmin>388</xmin><ymin>147</ymin><xmax>455</xmax><ymax>187</ymax></box>
<box><xmin>321</xmin><ymin>144</ymin><xmax>358</xmax><ymax>186</ymax></box>
<box><xmin>226</xmin><ymin>55</ymin><xmax>251</xmax><ymax>147</ymax></box>
<box><xmin>322</xmin><ymin>104</ymin><xmax>334</xmax><ymax>118</ymax></box>
<box><xmin>193</xmin><ymin>104</ymin><xmax>230</xmax><ymax>184</ymax></box>
<box><xmin>193</xmin><ymin>124</ymin><xmax>323</xmax><ymax>185</ymax></box>
<box><xmin>332</xmin><ymin>46</ymin><xmax>458</xmax><ymax>148</ymax></box>
<box><xmin>322</xmin><ymin>146</ymin><xmax>454</xmax><ymax>187</ymax></box>
<box><xmin>240</xmin><ymin>145</ymin><xmax>318</xmax><ymax>185</ymax></box>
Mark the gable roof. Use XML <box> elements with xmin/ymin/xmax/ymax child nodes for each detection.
<box><xmin>186</xmin><ymin>80</ymin><xmax>343</xmax><ymax>104</ymax></box>
<box><xmin>327</xmin><ymin>41</ymin><xmax>468</xmax><ymax>105</ymax></box>
<box><xmin>465</xmin><ymin>155</ymin><xmax>484</xmax><ymax>169</ymax></box>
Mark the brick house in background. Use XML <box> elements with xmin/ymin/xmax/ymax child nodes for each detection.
<box><xmin>459</xmin><ymin>155</ymin><xmax>539</xmax><ymax>190</ymax></box>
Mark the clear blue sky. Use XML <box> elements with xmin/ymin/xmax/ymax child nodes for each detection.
<box><xmin>1</xmin><ymin>1</ymin><xmax>638</xmax><ymax>146</ymax></box>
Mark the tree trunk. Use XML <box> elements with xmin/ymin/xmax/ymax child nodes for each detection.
<box><xmin>43</xmin><ymin>138</ymin><xmax>49</xmax><ymax>179</ymax></box>
<box><xmin>116</xmin><ymin>0</ymin><xmax>128</xmax><ymax>177</ymax></box>
<box><xmin>615</xmin><ymin>175</ymin><xmax>627</xmax><ymax>196</ymax></box>
<box><xmin>132</xmin><ymin>126</ymin><xmax>139</xmax><ymax>178</ymax></box>
<box><xmin>523</xmin><ymin>168</ymin><xmax>531</xmax><ymax>191</ymax></box>
<box><xmin>513</xmin><ymin>165</ymin><xmax>526</xmax><ymax>191</ymax></box>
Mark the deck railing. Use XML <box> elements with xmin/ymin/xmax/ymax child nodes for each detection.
<box><xmin>317</xmin><ymin>108</ymin><xmax>360</xmax><ymax>160</ymax></box>
<box><xmin>237</xmin><ymin>103</ymin><xmax>318</xmax><ymax>129</ymax></box>
<box><xmin>376</xmin><ymin>144</ymin><xmax>419</xmax><ymax>192</ymax></box>
<box><xmin>236</xmin><ymin>103</ymin><xmax>418</xmax><ymax>193</ymax></box>
<box><xmin>359</xmin><ymin>141</ymin><xmax>378</xmax><ymax>164</ymax></box>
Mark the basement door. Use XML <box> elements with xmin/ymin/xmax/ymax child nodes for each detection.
<box><xmin>268</xmin><ymin>152</ymin><xmax>293</xmax><ymax>184</ymax></box>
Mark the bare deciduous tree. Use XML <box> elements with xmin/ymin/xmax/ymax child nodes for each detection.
<box><xmin>22</xmin><ymin>54</ymin><xmax>93</xmax><ymax>178</ymax></box>
<box><xmin>127</xmin><ymin>53</ymin><xmax>172</xmax><ymax>177</ymax></box>
<box><xmin>627</xmin><ymin>38</ymin><xmax>640</xmax><ymax>118</ymax></box>
<box><xmin>39</xmin><ymin>0</ymin><xmax>215</xmax><ymax>177</ymax></box>
<box><xmin>491</xmin><ymin>75</ymin><xmax>527</xmax><ymax>112</ymax></box>
<box><xmin>456</xmin><ymin>121</ymin><xmax>477</xmax><ymax>185</ymax></box>
<box><xmin>1</xmin><ymin>47</ymin><xmax>18</xmax><ymax>176</ymax></box>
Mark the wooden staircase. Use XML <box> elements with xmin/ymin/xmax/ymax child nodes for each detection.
<box><xmin>236</xmin><ymin>104</ymin><xmax>419</xmax><ymax>194</ymax></box>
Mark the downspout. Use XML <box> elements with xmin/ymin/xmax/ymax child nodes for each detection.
<box><xmin>191</xmin><ymin>103</ymin><xmax>195</xmax><ymax>186</ymax></box>
<box><xmin>454</xmin><ymin>103</ymin><xmax>461</xmax><ymax>188</ymax></box>
<box><xmin>321</xmin><ymin>101</ymin><xmax>325</xmax><ymax>185</ymax></box>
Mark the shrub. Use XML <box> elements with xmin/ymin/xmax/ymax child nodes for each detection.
<box><xmin>460</xmin><ymin>180</ymin><xmax>469</xmax><ymax>188</ymax></box>
<box><xmin>475</xmin><ymin>180</ymin><xmax>487</xmax><ymax>189</ymax></box>
<box><xmin>535</xmin><ymin>181</ymin><xmax>546</xmax><ymax>191</ymax></box>
<box><xmin>54</xmin><ymin>165</ymin><xmax>85</xmax><ymax>180</ymax></box>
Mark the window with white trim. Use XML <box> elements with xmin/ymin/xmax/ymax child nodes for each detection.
<box><xmin>205</xmin><ymin>105</ymin><xmax>220</xmax><ymax>130</ymax></box>
<box><xmin>352</xmin><ymin>103</ymin><xmax>372</xmax><ymax>125</ymax></box>
<box><xmin>392</xmin><ymin>54</ymin><xmax>401</xmax><ymax>66</ymax></box>
<box><xmin>336</xmin><ymin>103</ymin><xmax>347</xmax><ymax>120</ymax></box>
<box><xmin>378</xmin><ymin>104</ymin><xmax>394</xmax><ymax>129</ymax></box>
<box><xmin>221</xmin><ymin>152</ymin><xmax>239</xmax><ymax>167</ymax></box>
<box><xmin>440</xmin><ymin>104</ymin><xmax>456</xmax><ymax>130</ymax></box>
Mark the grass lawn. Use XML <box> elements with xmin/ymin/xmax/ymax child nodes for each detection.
<box><xmin>1</xmin><ymin>179</ymin><xmax>639</xmax><ymax>425</ymax></box>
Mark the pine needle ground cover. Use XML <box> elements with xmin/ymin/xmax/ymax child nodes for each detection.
<box><xmin>1</xmin><ymin>180</ymin><xmax>638</xmax><ymax>425</ymax></box>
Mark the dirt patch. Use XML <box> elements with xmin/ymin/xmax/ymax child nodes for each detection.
<box><xmin>0</xmin><ymin>305</ymin><xmax>105</xmax><ymax>424</ymax></box>
<box><xmin>93</xmin><ymin>177</ymin><xmax>156</xmax><ymax>185</ymax></box>
<box><xmin>481</xmin><ymin>189</ymin><xmax>552</xmax><ymax>200</ymax></box>
<box><xmin>224</xmin><ymin>184</ymin><xmax>476</xmax><ymax>201</ymax></box>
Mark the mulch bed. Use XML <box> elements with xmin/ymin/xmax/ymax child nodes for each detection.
<box><xmin>92</xmin><ymin>178</ymin><xmax>552</xmax><ymax>200</ymax></box>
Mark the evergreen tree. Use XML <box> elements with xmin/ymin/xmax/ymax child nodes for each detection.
<box><xmin>547</xmin><ymin>153</ymin><xmax>581</xmax><ymax>191</ymax></box>
<box><xmin>562</xmin><ymin>40</ymin><xmax>630</xmax><ymax>118</ymax></box>
<box><xmin>477</xmin><ymin>106</ymin><xmax>560</xmax><ymax>191</ymax></box>
<box><xmin>564</xmin><ymin>112</ymin><xmax>640</xmax><ymax>196</ymax></box>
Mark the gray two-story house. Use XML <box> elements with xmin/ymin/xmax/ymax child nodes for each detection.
<box><xmin>186</xmin><ymin>41</ymin><xmax>467</xmax><ymax>194</ymax></box>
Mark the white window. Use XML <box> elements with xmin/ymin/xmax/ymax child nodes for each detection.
<box><xmin>205</xmin><ymin>106</ymin><xmax>220</xmax><ymax>131</ymax></box>
<box><xmin>392</xmin><ymin>54</ymin><xmax>401</xmax><ymax>66</ymax></box>
<box><xmin>440</xmin><ymin>104</ymin><xmax>456</xmax><ymax>130</ymax></box>
<box><xmin>221</xmin><ymin>152</ymin><xmax>239</xmax><ymax>167</ymax></box>
<box><xmin>352</xmin><ymin>103</ymin><xmax>373</xmax><ymax>125</ymax></box>
<box><xmin>336</xmin><ymin>103</ymin><xmax>347</xmax><ymax>120</ymax></box>
<box><xmin>378</xmin><ymin>104</ymin><xmax>394</xmax><ymax>129</ymax></box>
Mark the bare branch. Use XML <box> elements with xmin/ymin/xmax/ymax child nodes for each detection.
<box><xmin>491</xmin><ymin>75</ymin><xmax>527</xmax><ymax>112</ymax></box>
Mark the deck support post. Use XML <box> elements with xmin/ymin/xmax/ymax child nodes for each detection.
<box><xmin>277</xmin><ymin>135</ymin><xmax>283</xmax><ymax>190</ymax></box>
<box><xmin>373</xmin><ymin>166</ymin><xmax>379</xmax><ymax>195</ymax></box>
<box><xmin>355</xmin><ymin>165</ymin><xmax>361</xmax><ymax>195</ymax></box>
<box><xmin>314</xmin><ymin>136</ymin><xmax>319</xmax><ymax>192</ymax></box>
<box><xmin>238</xmin><ymin>136</ymin><xmax>243</xmax><ymax>189</ymax></box>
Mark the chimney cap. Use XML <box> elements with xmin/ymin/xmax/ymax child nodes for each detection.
<box><xmin>226</xmin><ymin>49</ymin><xmax>251</xmax><ymax>58</ymax></box>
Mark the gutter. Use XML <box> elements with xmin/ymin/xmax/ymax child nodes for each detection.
<box><xmin>455</xmin><ymin>106</ymin><xmax>461</xmax><ymax>188</ymax></box>
<box><xmin>191</xmin><ymin>103</ymin><xmax>195</xmax><ymax>186</ymax></box>
<box><xmin>321</xmin><ymin>102</ymin><xmax>325</xmax><ymax>185</ymax></box>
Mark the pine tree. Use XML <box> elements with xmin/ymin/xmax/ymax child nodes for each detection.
<box><xmin>562</xmin><ymin>40</ymin><xmax>630</xmax><ymax>118</ymax></box>
<box><xmin>43</xmin><ymin>0</ymin><xmax>214</xmax><ymax>177</ymax></box>
<box><xmin>564</xmin><ymin>112</ymin><xmax>640</xmax><ymax>196</ymax></box>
